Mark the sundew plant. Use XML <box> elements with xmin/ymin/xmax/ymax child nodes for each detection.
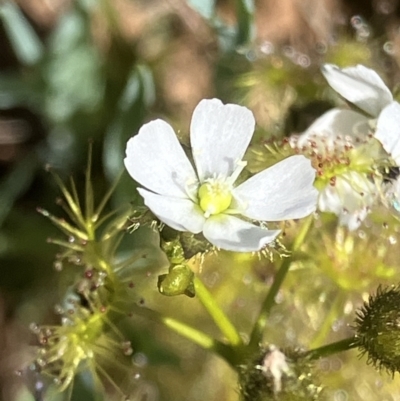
<box><xmin>2</xmin><ymin>1</ymin><xmax>400</xmax><ymax>401</ymax></box>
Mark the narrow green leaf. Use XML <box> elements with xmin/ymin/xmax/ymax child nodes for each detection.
<box><xmin>235</xmin><ymin>0</ymin><xmax>255</xmax><ymax>46</ymax></box>
<box><xmin>0</xmin><ymin>154</ymin><xmax>38</xmax><ymax>227</ymax></box>
<box><xmin>103</xmin><ymin>65</ymin><xmax>155</xmax><ymax>206</ymax></box>
<box><xmin>45</xmin><ymin>7</ymin><xmax>104</xmax><ymax>121</ymax></box>
<box><xmin>0</xmin><ymin>1</ymin><xmax>43</xmax><ymax>65</ymax></box>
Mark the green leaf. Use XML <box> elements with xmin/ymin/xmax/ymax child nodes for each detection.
<box><xmin>0</xmin><ymin>1</ymin><xmax>43</xmax><ymax>65</ymax></box>
<box><xmin>187</xmin><ymin>0</ymin><xmax>215</xmax><ymax>19</ymax></box>
<box><xmin>45</xmin><ymin>8</ymin><xmax>104</xmax><ymax>122</ymax></box>
<box><xmin>0</xmin><ymin>153</ymin><xmax>39</xmax><ymax>228</ymax></box>
<box><xmin>103</xmin><ymin>65</ymin><xmax>155</xmax><ymax>206</ymax></box>
<box><xmin>0</xmin><ymin>72</ymin><xmax>41</xmax><ymax>108</ymax></box>
<box><xmin>234</xmin><ymin>0</ymin><xmax>255</xmax><ymax>46</ymax></box>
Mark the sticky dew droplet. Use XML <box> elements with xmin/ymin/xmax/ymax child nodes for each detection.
<box><xmin>121</xmin><ymin>341</ymin><xmax>133</xmax><ymax>356</ymax></box>
<box><xmin>260</xmin><ymin>41</ymin><xmax>274</xmax><ymax>55</ymax></box>
<box><xmin>36</xmin><ymin>358</ymin><xmax>46</xmax><ymax>368</ymax></box>
<box><xmin>132</xmin><ymin>352</ymin><xmax>148</xmax><ymax>368</ymax></box>
<box><xmin>54</xmin><ymin>304</ymin><xmax>64</xmax><ymax>314</ymax></box>
<box><xmin>54</xmin><ymin>261</ymin><xmax>63</xmax><ymax>271</ymax></box>
<box><xmin>351</xmin><ymin>15</ymin><xmax>364</xmax><ymax>29</ymax></box>
<box><xmin>296</xmin><ymin>54</ymin><xmax>311</xmax><ymax>68</ymax></box>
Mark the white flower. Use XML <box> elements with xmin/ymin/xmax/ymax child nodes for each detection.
<box><xmin>289</xmin><ymin>108</ymin><xmax>379</xmax><ymax>230</ymax></box>
<box><xmin>124</xmin><ymin>98</ymin><xmax>318</xmax><ymax>252</ymax></box>
<box><xmin>322</xmin><ymin>64</ymin><xmax>400</xmax><ymax>165</ymax></box>
<box><xmin>318</xmin><ymin>171</ymin><xmax>376</xmax><ymax>231</ymax></box>
<box><xmin>375</xmin><ymin>102</ymin><xmax>400</xmax><ymax>165</ymax></box>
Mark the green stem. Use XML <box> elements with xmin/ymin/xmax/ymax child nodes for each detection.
<box><xmin>305</xmin><ymin>337</ymin><xmax>358</xmax><ymax>360</ymax></box>
<box><xmin>130</xmin><ymin>304</ymin><xmax>237</xmax><ymax>366</ymax></box>
<box><xmin>309</xmin><ymin>292</ymin><xmax>344</xmax><ymax>349</ymax></box>
<box><xmin>194</xmin><ymin>276</ymin><xmax>243</xmax><ymax>347</ymax></box>
<box><xmin>249</xmin><ymin>216</ymin><xmax>314</xmax><ymax>349</ymax></box>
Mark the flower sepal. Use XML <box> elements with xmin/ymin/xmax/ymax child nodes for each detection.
<box><xmin>179</xmin><ymin>232</ymin><xmax>213</xmax><ymax>259</ymax></box>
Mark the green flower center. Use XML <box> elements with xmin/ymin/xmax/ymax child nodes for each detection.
<box><xmin>198</xmin><ymin>179</ymin><xmax>232</xmax><ymax>217</ymax></box>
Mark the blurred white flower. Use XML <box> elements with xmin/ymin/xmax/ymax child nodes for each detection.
<box><xmin>124</xmin><ymin>99</ymin><xmax>318</xmax><ymax>252</ymax></box>
<box><xmin>322</xmin><ymin>64</ymin><xmax>400</xmax><ymax>165</ymax></box>
<box><xmin>289</xmin><ymin>108</ymin><xmax>380</xmax><ymax>230</ymax></box>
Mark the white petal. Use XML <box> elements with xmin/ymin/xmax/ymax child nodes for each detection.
<box><xmin>375</xmin><ymin>101</ymin><xmax>400</xmax><ymax>165</ymax></box>
<box><xmin>318</xmin><ymin>185</ymin><xmax>342</xmax><ymax>215</ymax></box>
<box><xmin>124</xmin><ymin>119</ymin><xmax>198</xmax><ymax>198</ymax></box>
<box><xmin>203</xmin><ymin>215</ymin><xmax>280</xmax><ymax>252</ymax></box>
<box><xmin>293</xmin><ymin>109</ymin><xmax>370</xmax><ymax>152</ymax></box>
<box><xmin>190</xmin><ymin>99</ymin><xmax>255</xmax><ymax>181</ymax></box>
<box><xmin>322</xmin><ymin>64</ymin><xmax>393</xmax><ymax>116</ymax></box>
<box><xmin>318</xmin><ymin>173</ymin><xmax>376</xmax><ymax>230</ymax></box>
<box><xmin>338</xmin><ymin>209</ymin><xmax>368</xmax><ymax>231</ymax></box>
<box><xmin>387</xmin><ymin>178</ymin><xmax>400</xmax><ymax>212</ymax></box>
<box><xmin>232</xmin><ymin>155</ymin><xmax>318</xmax><ymax>221</ymax></box>
<box><xmin>138</xmin><ymin>188</ymin><xmax>205</xmax><ymax>233</ymax></box>
<box><xmin>318</xmin><ymin>184</ymin><xmax>369</xmax><ymax>229</ymax></box>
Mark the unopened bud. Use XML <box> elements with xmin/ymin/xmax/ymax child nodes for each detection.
<box><xmin>355</xmin><ymin>285</ymin><xmax>400</xmax><ymax>374</ymax></box>
<box><xmin>158</xmin><ymin>264</ymin><xmax>195</xmax><ymax>297</ymax></box>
